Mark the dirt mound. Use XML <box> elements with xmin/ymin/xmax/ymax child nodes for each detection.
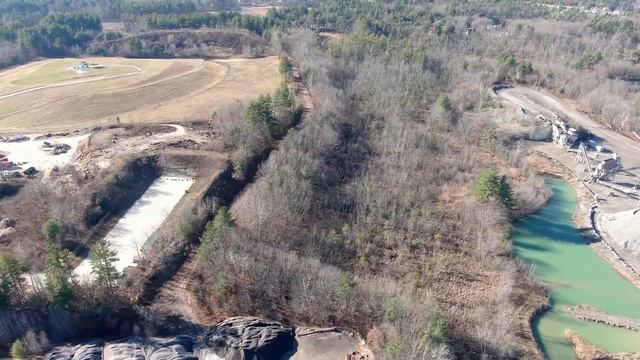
<box><xmin>90</xmin><ymin>29</ymin><xmax>272</xmax><ymax>58</ymax></box>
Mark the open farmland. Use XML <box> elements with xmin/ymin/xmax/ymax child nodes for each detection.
<box><xmin>0</xmin><ymin>56</ymin><xmax>281</xmax><ymax>133</ymax></box>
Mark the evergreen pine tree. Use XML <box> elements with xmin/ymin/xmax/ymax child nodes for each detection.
<box><xmin>90</xmin><ymin>241</ymin><xmax>120</xmax><ymax>292</ymax></box>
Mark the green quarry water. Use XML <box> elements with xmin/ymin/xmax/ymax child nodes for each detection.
<box><xmin>513</xmin><ymin>179</ymin><xmax>640</xmax><ymax>359</ymax></box>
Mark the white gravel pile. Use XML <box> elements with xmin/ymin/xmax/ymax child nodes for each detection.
<box><xmin>602</xmin><ymin>209</ymin><xmax>640</xmax><ymax>257</ymax></box>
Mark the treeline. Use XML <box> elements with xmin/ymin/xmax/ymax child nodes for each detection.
<box><xmin>589</xmin><ymin>17</ymin><xmax>637</xmax><ymax>38</ymax></box>
<box><xmin>0</xmin><ymin>0</ymin><xmax>235</xmax><ymax>23</ymax></box>
<box><xmin>0</xmin><ymin>12</ymin><xmax>101</xmax><ymax>62</ymax></box>
<box><xmin>18</xmin><ymin>14</ymin><xmax>101</xmax><ymax>56</ymax></box>
<box><xmin>104</xmin><ymin>0</ymin><xmax>197</xmax><ymax>19</ymax></box>
<box><xmin>127</xmin><ymin>12</ymin><xmax>266</xmax><ymax>35</ymax></box>
<box><xmin>88</xmin><ymin>29</ymin><xmax>271</xmax><ymax>59</ymax></box>
<box><xmin>0</xmin><ymin>0</ymin><xmax>263</xmax><ymax>67</ymax></box>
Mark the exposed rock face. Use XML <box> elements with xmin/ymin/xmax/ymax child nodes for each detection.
<box><xmin>103</xmin><ymin>337</ymin><xmax>145</xmax><ymax>360</ymax></box>
<box><xmin>45</xmin><ymin>317</ymin><xmax>372</xmax><ymax>360</ymax></box>
<box><xmin>198</xmin><ymin>317</ymin><xmax>296</xmax><ymax>360</ymax></box>
<box><xmin>46</xmin><ymin>317</ymin><xmax>297</xmax><ymax>360</ymax></box>
<box><xmin>147</xmin><ymin>336</ymin><xmax>197</xmax><ymax>360</ymax></box>
<box><xmin>46</xmin><ymin>336</ymin><xmax>198</xmax><ymax>360</ymax></box>
<box><xmin>46</xmin><ymin>340</ymin><xmax>104</xmax><ymax>360</ymax></box>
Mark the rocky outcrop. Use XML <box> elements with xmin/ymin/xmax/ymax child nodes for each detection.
<box><xmin>147</xmin><ymin>336</ymin><xmax>197</xmax><ymax>360</ymax></box>
<box><xmin>198</xmin><ymin>317</ymin><xmax>296</xmax><ymax>359</ymax></box>
<box><xmin>46</xmin><ymin>317</ymin><xmax>298</xmax><ymax>360</ymax></box>
<box><xmin>44</xmin><ymin>316</ymin><xmax>373</xmax><ymax>359</ymax></box>
<box><xmin>46</xmin><ymin>336</ymin><xmax>199</xmax><ymax>360</ymax></box>
<box><xmin>46</xmin><ymin>340</ymin><xmax>104</xmax><ymax>360</ymax></box>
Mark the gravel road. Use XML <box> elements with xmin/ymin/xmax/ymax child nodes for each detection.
<box><xmin>497</xmin><ymin>85</ymin><xmax>640</xmax><ymax>173</ymax></box>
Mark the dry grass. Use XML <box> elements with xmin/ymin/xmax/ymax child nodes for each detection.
<box><xmin>102</xmin><ymin>22</ymin><xmax>126</xmax><ymax>33</ymax></box>
<box><xmin>11</xmin><ymin>59</ymin><xmax>137</xmax><ymax>85</ymax></box>
<box><xmin>0</xmin><ymin>56</ymin><xmax>281</xmax><ymax>133</ymax></box>
<box><xmin>239</xmin><ymin>5</ymin><xmax>280</xmax><ymax>16</ymax></box>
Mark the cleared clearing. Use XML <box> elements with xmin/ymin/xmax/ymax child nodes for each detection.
<box><xmin>0</xmin><ymin>56</ymin><xmax>281</xmax><ymax>133</ymax></box>
<box><xmin>239</xmin><ymin>5</ymin><xmax>281</xmax><ymax>16</ymax></box>
<box><xmin>11</xmin><ymin>59</ymin><xmax>138</xmax><ymax>85</ymax></box>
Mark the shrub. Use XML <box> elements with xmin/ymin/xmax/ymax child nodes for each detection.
<box><xmin>575</xmin><ymin>52</ymin><xmax>603</xmax><ymax>70</ymax></box>
<box><xmin>10</xmin><ymin>339</ymin><xmax>25</xmax><ymax>359</ymax></box>
<box><xmin>437</xmin><ymin>94</ymin><xmax>453</xmax><ymax>112</ymax></box>
<box><xmin>197</xmin><ymin>207</ymin><xmax>235</xmax><ymax>258</ymax></box>
<box><xmin>42</xmin><ymin>219</ymin><xmax>62</xmax><ymax>243</ymax></box>
<box><xmin>279</xmin><ymin>56</ymin><xmax>293</xmax><ymax>78</ymax></box>
<box><xmin>424</xmin><ymin>310</ymin><xmax>447</xmax><ymax>345</ymax></box>
<box><xmin>246</xmin><ymin>95</ymin><xmax>283</xmax><ymax>137</ymax></box>
<box><xmin>474</xmin><ymin>169</ymin><xmax>514</xmax><ymax>209</ymax></box>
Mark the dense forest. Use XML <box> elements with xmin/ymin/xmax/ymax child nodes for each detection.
<box><xmin>0</xmin><ymin>0</ymin><xmax>272</xmax><ymax>65</ymax></box>
<box><xmin>0</xmin><ymin>0</ymin><xmax>640</xmax><ymax>358</ymax></box>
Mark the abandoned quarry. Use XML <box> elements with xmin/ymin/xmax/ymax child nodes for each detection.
<box><xmin>1</xmin><ymin>1</ymin><xmax>640</xmax><ymax>359</ymax></box>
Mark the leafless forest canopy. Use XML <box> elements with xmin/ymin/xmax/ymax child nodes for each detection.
<box><xmin>1</xmin><ymin>0</ymin><xmax>639</xmax><ymax>358</ymax></box>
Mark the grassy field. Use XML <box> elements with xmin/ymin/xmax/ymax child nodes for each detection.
<box><xmin>11</xmin><ymin>58</ymin><xmax>139</xmax><ymax>85</ymax></box>
<box><xmin>0</xmin><ymin>56</ymin><xmax>281</xmax><ymax>133</ymax></box>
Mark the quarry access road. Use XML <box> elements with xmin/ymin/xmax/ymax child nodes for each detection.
<box><xmin>497</xmin><ymin>85</ymin><xmax>640</xmax><ymax>172</ymax></box>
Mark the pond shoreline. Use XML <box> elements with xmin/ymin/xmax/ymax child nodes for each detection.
<box><xmin>524</xmin><ymin>149</ymin><xmax>640</xmax><ymax>290</ymax></box>
<box><xmin>517</xmin><ymin>150</ymin><xmax>640</xmax><ymax>358</ymax></box>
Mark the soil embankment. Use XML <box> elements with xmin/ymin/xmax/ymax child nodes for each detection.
<box><xmin>565</xmin><ymin>330</ymin><xmax>640</xmax><ymax>360</ymax></box>
<box><xmin>84</xmin><ymin>156</ymin><xmax>160</xmax><ymax>228</ymax></box>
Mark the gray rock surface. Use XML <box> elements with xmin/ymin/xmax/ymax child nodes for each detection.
<box><xmin>45</xmin><ymin>340</ymin><xmax>104</xmax><ymax>360</ymax></box>
<box><xmin>46</xmin><ymin>317</ymin><xmax>295</xmax><ymax>360</ymax></box>
<box><xmin>71</xmin><ymin>340</ymin><xmax>104</xmax><ymax>360</ymax></box>
<box><xmin>103</xmin><ymin>336</ymin><xmax>146</xmax><ymax>360</ymax></box>
<box><xmin>147</xmin><ymin>336</ymin><xmax>197</xmax><ymax>360</ymax></box>
<box><xmin>198</xmin><ymin>317</ymin><xmax>295</xmax><ymax>360</ymax></box>
<box><xmin>45</xmin><ymin>316</ymin><xmax>371</xmax><ymax>360</ymax></box>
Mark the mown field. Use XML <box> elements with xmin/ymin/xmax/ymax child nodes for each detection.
<box><xmin>0</xmin><ymin>56</ymin><xmax>281</xmax><ymax>133</ymax></box>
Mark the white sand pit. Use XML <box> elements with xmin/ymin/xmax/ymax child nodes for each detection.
<box><xmin>74</xmin><ymin>176</ymin><xmax>194</xmax><ymax>282</ymax></box>
<box><xmin>0</xmin><ymin>134</ymin><xmax>88</xmax><ymax>174</ymax></box>
<box><xmin>601</xmin><ymin>209</ymin><xmax>640</xmax><ymax>257</ymax></box>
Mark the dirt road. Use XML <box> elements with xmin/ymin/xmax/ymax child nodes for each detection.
<box><xmin>497</xmin><ymin>86</ymin><xmax>640</xmax><ymax>172</ymax></box>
